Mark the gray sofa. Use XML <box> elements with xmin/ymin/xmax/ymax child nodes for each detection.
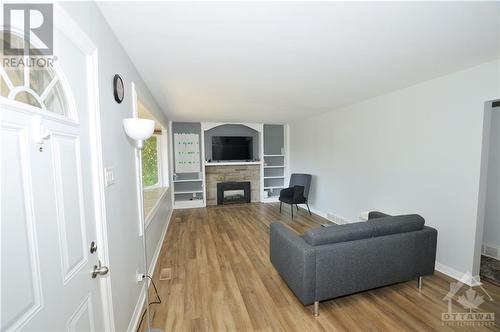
<box><xmin>269</xmin><ymin>211</ymin><xmax>437</xmax><ymax>316</ymax></box>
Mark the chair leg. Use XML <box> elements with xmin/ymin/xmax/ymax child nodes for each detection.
<box><xmin>296</xmin><ymin>204</ymin><xmax>299</xmax><ymax>211</ymax></box>
<box><xmin>279</xmin><ymin>201</ymin><xmax>282</xmax><ymax>213</ymax></box>
<box><xmin>291</xmin><ymin>204</ymin><xmax>293</xmax><ymax>218</ymax></box>
<box><xmin>417</xmin><ymin>276</ymin><xmax>423</xmax><ymax>290</ymax></box>
<box><xmin>313</xmin><ymin>301</ymin><xmax>319</xmax><ymax>317</ymax></box>
<box><xmin>306</xmin><ymin>202</ymin><xmax>312</xmax><ymax>215</ymax></box>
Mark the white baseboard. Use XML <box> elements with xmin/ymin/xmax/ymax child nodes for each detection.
<box><xmin>435</xmin><ymin>262</ymin><xmax>481</xmax><ymax>287</ymax></box>
<box><xmin>308</xmin><ymin>206</ymin><xmax>356</xmax><ymax>225</ymax></box>
<box><xmin>308</xmin><ymin>206</ymin><xmax>329</xmax><ymax>220</ymax></box>
<box><xmin>127</xmin><ymin>208</ymin><xmax>173</xmax><ymax>332</ymax></box>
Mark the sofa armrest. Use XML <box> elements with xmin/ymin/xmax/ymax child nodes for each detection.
<box><xmin>269</xmin><ymin>222</ymin><xmax>316</xmax><ymax>305</ymax></box>
<box><xmin>415</xmin><ymin>226</ymin><xmax>438</xmax><ymax>276</ymax></box>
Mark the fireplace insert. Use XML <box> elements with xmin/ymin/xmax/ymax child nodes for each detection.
<box><xmin>217</xmin><ymin>181</ymin><xmax>251</xmax><ymax>205</ymax></box>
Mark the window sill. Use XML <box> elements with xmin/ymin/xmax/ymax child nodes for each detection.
<box><xmin>144</xmin><ymin>187</ymin><xmax>169</xmax><ymax>229</ymax></box>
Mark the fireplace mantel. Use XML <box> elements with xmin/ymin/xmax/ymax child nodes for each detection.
<box><xmin>205</xmin><ymin>161</ymin><xmax>262</xmax><ymax>167</ymax></box>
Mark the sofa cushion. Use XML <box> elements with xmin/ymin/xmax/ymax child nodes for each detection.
<box><xmin>302</xmin><ymin>222</ymin><xmax>373</xmax><ymax>246</ymax></box>
<box><xmin>370</xmin><ymin>214</ymin><xmax>425</xmax><ymax>237</ymax></box>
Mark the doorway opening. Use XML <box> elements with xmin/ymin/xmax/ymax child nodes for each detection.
<box><xmin>477</xmin><ymin>100</ymin><xmax>500</xmax><ymax>287</ymax></box>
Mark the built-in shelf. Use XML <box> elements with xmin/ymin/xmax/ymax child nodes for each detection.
<box><xmin>263</xmin><ymin>165</ymin><xmax>284</xmax><ymax>168</ymax></box>
<box><xmin>264</xmin><ymin>176</ymin><xmax>285</xmax><ymax>179</ymax></box>
<box><xmin>174</xmin><ymin>200</ymin><xmax>204</xmax><ymax>209</ymax></box>
<box><xmin>173</xmin><ymin>179</ymin><xmax>203</xmax><ymax>183</ymax></box>
<box><xmin>264</xmin><ymin>154</ymin><xmax>284</xmax><ymax>157</ymax></box>
<box><xmin>174</xmin><ymin>190</ymin><xmax>204</xmax><ymax>195</ymax></box>
<box><xmin>205</xmin><ymin>161</ymin><xmax>262</xmax><ymax>166</ymax></box>
<box><xmin>264</xmin><ymin>186</ymin><xmax>284</xmax><ymax>190</ymax></box>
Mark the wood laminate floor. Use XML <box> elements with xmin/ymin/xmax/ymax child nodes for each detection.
<box><xmin>142</xmin><ymin>203</ymin><xmax>500</xmax><ymax>331</ymax></box>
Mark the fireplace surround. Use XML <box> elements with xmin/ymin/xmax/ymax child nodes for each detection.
<box><xmin>217</xmin><ymin>181</ymin><xmax>251</xmax><ymax>205</ymax></box>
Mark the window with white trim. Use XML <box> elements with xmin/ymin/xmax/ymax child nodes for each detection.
<box><xmin>142</xmin><ymin>133</ymin><xmax>162</xmax><ymax>188</ymax></box>
<box><xmin>139</xmin><ymin>102</ymin><xmax>169</xmax><ymax>218</ymax></box>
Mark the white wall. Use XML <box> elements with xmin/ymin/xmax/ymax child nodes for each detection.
<box><xmin>290</xmin><ymin>60</ymin><xmax>499</xmax><ymax>280</ymax></box>
<box><xmin>59</xmin><ymin>2</ymin><xmax>172</xmax><ymax>331</ymax></box>
<box><xmin>483</xmin><ymin>107</ymin><xmax>500</xmax><ymax>249</ymax></box>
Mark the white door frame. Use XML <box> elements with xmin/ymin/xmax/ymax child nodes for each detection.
<box><xmin>53</xmin><ymin>4</ymin><xmax>115</xmax><ymax>330</ymax></box>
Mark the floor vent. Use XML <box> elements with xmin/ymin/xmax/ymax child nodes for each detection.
<box><xmin>159</xmin><ymin>268</ymin><xmax>172</xmax><ymax>281</ymax></box>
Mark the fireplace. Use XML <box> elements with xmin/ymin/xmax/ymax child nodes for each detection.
<box><xmin>217</xmin><ymin>181</ymin><xmax>251</xmax><ymax>205</ymax></box>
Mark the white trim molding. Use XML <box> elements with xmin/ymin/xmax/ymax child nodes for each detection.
<box><xmin>435</xmin><ymin>262</ymin><xmax>482</xmax><ymax>287</ymax></box>
<box><xmin>86</xmin><ymin>49</ymin><xmax>115</xmax><ymax>331</ymax></box>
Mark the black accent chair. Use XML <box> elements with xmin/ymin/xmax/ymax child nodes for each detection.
<box><xmin>279</xmin><ymin>173</ymin><xmax>312</xmax><ymax>218</ymax></box>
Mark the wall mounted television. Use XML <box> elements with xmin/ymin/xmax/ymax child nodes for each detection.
<box><xmin>212</xmin><ymin>136</ymin><xmax>253</xmax><ymax>161</ymax></box>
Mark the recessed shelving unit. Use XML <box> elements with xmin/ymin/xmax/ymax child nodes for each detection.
<box><xmin>170</xmin><ymin>122</ymin><xmax>288</xmax><ymax>208</ymax></box>
<box><xmin>262</xmin><ymin>125</ymin><xmax>287</xmax><ymax>202</ymax></box>
<box><xmin>171</xmin><ymin>122</ymin><xmax>205</xmax><ymax>209</ymax></box>
<box><xmin>174</xmin><ymin>190</ymin><xmax>204</xmax><ymax>194</ymax></box>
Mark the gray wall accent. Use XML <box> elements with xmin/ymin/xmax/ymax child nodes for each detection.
<box><xmin>289</xmin><ymin>60</ymin><xmax>499</xmax><ymax>279</ymax></box>
<box><xmin>204</xmin><ymin>124</ymin><xmax>259</xmax><ymax>161</ymax></box>
<box><xmin>264</xmin><ymin>124</ymin><xmax>285</xmax><ymax>155</ymax></box>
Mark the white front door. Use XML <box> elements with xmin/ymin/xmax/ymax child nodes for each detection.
<box><xmin>1</xmin><ymin>12</ymin><xmax>107</xmax><ymax>332</ymax></box>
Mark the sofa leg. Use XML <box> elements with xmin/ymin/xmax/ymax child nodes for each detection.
<box><xmin>417</xmin><ymin>276</ymin><xmax>423</xmax><ymax>290</ymax></box>
<box><xmin>280</xmin><ymin>201</ymin><xmax>282</xmax><ymax>213</ymax></box>
<box><xmin>291</xmin><ymin>204</ymin><xmax>294</xmax><ymax>218</ymax></box>
<box><xmin>313</xmin><ymin>301</ymin><xmax>319</xmax><ymax>317</ymax></box>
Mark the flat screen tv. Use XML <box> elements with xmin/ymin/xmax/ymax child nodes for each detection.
<box><xmin>212</xmin><ymin>136</ymin><xmax>253</xmax><ymax>161</ymax></box>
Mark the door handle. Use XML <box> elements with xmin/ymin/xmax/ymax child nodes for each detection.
<box><xmin>91</xmin><ymin>260</ymin><xmax>109</xmax><ymax>278</ymax></box>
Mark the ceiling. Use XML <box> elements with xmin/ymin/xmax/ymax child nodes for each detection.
<box><xmin>98</xmin><ymin>1</ymin><xmax>499</xmax><ymax>123</ymax></box>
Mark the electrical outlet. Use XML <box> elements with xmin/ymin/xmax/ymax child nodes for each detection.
<box><xmin>135</xmin><ymin>269</ymin><xmax>145</xmax><ymax>283</ymax></box>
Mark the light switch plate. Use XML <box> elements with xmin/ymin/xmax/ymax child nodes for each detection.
<box><xmin>104</xmin><ymin>167</ymin><xmax>115</xmax><ymax>187</ymax></box>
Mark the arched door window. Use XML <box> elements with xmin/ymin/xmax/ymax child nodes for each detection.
<box><xmin>1</xmin><ymin>32</ymin><xmax>71</xmax><ymax>118</ymax></box>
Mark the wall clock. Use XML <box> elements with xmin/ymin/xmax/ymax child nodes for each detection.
<box><xmin>113</xmin><ymin>74</ymin><xmax>124</xmax><ymax>103</ymax></box>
